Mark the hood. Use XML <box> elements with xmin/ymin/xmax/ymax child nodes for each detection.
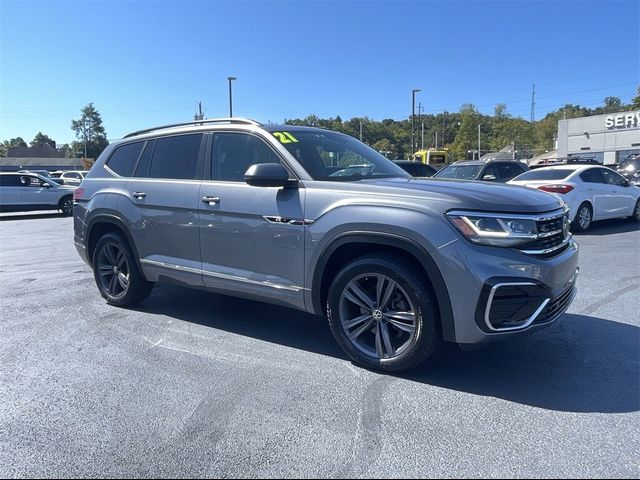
<box><xmin>351</xmin><ymin>177</ymin><xmax>563</xmax><ymax>214</ymax></box>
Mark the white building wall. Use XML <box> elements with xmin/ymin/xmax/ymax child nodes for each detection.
<box><xmin>557</xmin><ymin>110</ymin><xmax>640</xmax><ymax>165</ymax></box>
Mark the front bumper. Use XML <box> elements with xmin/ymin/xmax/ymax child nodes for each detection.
<box><xmin>435</xmin><ymin>235</ymin><xmax>579</xmax><ymax>345</ymax></box>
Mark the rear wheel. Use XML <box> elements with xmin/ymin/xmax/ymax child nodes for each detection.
<box><xmin>92</xmin><ymin>233</ymin><xmax>153</xmax><ymax>306</ymax></box>
<box><xmin>327</xmin><ymin>254</ymin><xmax>441</xmax><ymax>372</ymax></box>
<box><xmin>572</xmin><ymin>202</ymin><xmax>592</xmax><ymax>232</ymax></box>
<box><xmin>630</xmin><ymin>200</ymin><xmax>640</xmax><ymax>222</ymax></box>
<box><xmin>59</xmin><ymin>196</ymin><xmax>73</xmax><ymax>216</ymax></box>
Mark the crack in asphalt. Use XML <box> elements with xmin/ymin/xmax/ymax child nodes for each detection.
<box><xmin>578</xmin><ymin>283</ymin><xmax>639</xmax><ymax>316</ymax></box>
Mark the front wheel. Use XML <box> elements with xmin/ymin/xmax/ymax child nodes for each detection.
<box><xmin>572</xmin><ymin>202</ymin><xmax>592</xmax><ymax>232</ymax></box>
<box><xmin>630</xmin><ymin>200</ymin><xmax>640</xmax><ymax>222</ymax></box>
<box><xmin>327</xmin><ymin>254</ymin><xmax>441</xmax><ymax>372</ymax></box>
<box><xmin>92</xmin><ymin>233</ymin><xmax>153</xmax><ymax>306</ymax></box>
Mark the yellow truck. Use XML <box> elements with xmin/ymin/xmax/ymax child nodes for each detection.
<box><xmin>411</xmin><ymin>149</ymin><xmax>449</xmax><ymax>165</ymax></box>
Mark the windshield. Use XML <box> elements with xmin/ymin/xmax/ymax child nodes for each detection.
<box><xmin>271</xmin><ymin>130</ymin><xmax>409</xmax><ymax>181</ymax></box>
<box><xmin>434</xmin><ymin>164</ymin><xmax>482</xmax><ymax>180</ymax></box>
<box><xmin>512</xmin><ymin>169</ymin><xmax>573</xmax><ymax>181</ymax></box>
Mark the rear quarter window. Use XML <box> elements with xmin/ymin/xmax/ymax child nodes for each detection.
<box><xmin>106</xmin><ymin>142</ymin><xmax>144</xmax><ymax>177</ymax></box>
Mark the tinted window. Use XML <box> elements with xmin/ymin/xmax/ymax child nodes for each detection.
<box><xmin>580</xmin><ymin>168</ymin><xmax>605</xmax><ymax>184</ymax></box>
<box><xmin>512</xmin><ymin>169</ymin><xmax>574</xmax><ymax>181</ymax></box>
<box><xmin>482</xmin><ymin>165</ymin><xmax>498</xmax><ymax>179</ymax></box>
<box><xmin>134</xmin><ymin>140</ymin><xmax>155</xmax><ymax>178</ymax></box>
<box><xmin>0</xmin><ymin>175</ymin><xmax>22</xmax><ymax>186</ymax></box>
<box><xmin>434</xmin><ymin>164</ymin><xmax>482</xmax><ymax>180</ymax></box>
<box><xmin>601</xmin><ymin>169</ymin><xmax>627</xmax><ymax>186</ymax></box>
<box><xmin>212</xmin><ymin>133</ymin><xmax>284</xmax><ymax>182</ymax></box>
<box><xmin>107</xmin><ymin>142</ymin><xmax>144</xmax><ymax>177</ymax></box>
<box><xmin>149</xmin><ymin>134</ymin><xmax>203</xmax><ymax>180</ymax></box>
<box><xmin>496</xmin><ymin>163</ymin><xmax>525</xmax><ymax>179</ymax></box>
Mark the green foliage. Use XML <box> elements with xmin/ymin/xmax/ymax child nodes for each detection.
<box><xmin>30</xmin><ymin>132</ymin><xmax>56</xmax><ymax>149</ymax></box>
<box><xmin>631</xmin><ymin>86</ymin><xmax>640</xmax><ymax>109</ymax></box>
<box><xmin>0</xmin><ymin>137</ymin><xmax>27</xmax><ymax>157</ymax></box>
<box><xmin>71</xmin><ymin>102</ymin><xmax>108</xmax><ymax>159</ymax></box>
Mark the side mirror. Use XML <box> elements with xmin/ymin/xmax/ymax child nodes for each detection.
<box><xmin>245</xmin><ymin>163</ymin><xmax>294</xmax><ymax>188</ymax></box>
<box><xmin>42</xmin><ymin>182</ymin><xmax>52</xmax><ymax>188</ymax></box>
<box><xmin>482</xmin><ymin>174</ymin><xmax>496</xmax><ymax>181</ymax></box>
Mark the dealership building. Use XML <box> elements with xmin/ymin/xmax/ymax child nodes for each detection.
<box><xmin>557</xmin><ymin>109</ymin><xmax>640</xmax><ymax>165</ymax></box>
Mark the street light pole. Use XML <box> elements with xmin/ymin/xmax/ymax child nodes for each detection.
<box><xmin>411</xmin><ymin>89</ymin><xmax>421</xmax><ymax>154</ymax></box>
<box><xmin>227</xmin><ymin>76</ymin><xmax>237</xmax><ymax>117</ymax></box>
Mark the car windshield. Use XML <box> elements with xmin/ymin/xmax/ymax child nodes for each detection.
<box><xmin>271</xmin><ymin>130</ymin><xmax>409</xmax><ymax>181</ymax></box>
<box><xmin>434</xmin><ymin>164</ymin><xmax>482</xmax><ymax>180</ymax></box>
<box><xmin>512</xmin><ymin>169</ymin><xmax>574</xmax><ymax>181</ymax></box>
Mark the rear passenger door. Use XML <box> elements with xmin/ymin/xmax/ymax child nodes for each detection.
<box><xmin>0</xmin><ymin>175</ymin><xmax>23</xmax><ymax>206</ymax></box>
<box><xmin>117</xmin><ymin>134</ymin><xmax>206</xmax><ymax>287</ymax></box>
<box><xmin>601</xmin><ymin>168</ymin><xmax>636</xmax><ymax>217</ymax></box>
<box><xmin>579</xmin><ymin>168</ymin><xmax>611</xmax><ymax>219</ymax></box>
<box><xmin>198</xmin><ymin>131</ymin><xmax>306</xmax><ymax>310</ymax></box>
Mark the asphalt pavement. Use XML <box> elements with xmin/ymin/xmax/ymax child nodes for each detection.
<box><xmin>0</xmin><ymin>212</ymin><xmax>638</xmax><ymax>478</ymax></box>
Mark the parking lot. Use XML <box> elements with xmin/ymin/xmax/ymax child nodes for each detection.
<box><xmin>0</xmin><ymin>213</ymin><xmax>638</xmax><ymax>478</ymax></box>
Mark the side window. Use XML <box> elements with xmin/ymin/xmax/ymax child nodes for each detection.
<box><xmin>0</xmin><ymin>175</ymin><xmax>22</xmax><ymax>186</ymax></box>
<box><xmin>106</xmin><ymin>142</ymin><xmax>144</xmax><ymax>177</ymax></box>
<box><xmin>133</xmin><ymin>140</ymin><xmax>155</xmax><ymax>178</ymax></box>
<box><xmin>482</xmin><ymin>165</ymin><xmax>497</xmax><ymax>179</ymax></box>
<box><xmin>212</xmin><ymin>133</ymin><xmax>284</xmax><ymax>182</ymax></box>
<box><xmin>601</xmin><ymin>169</ymin><xmax>626</xmax><ymax>186</ymax></box>
<box><xmin>24</xmin><ymin>176</ymin><xmax>45</xmax><ymax>187</ymax></box>
<box><xmin>148</xmin><ymin>134</ymin><xmax>203</xmax><ymax>180</ymax></box>
<box><xmin>580</xmin><ymin>168</ymin><xmax>604</xmax><ymax>183</ymax></box>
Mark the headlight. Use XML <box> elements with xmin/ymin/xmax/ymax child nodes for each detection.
<box><xmin>446</xmin><ymin>211</ymin><xmax>545</xmax><ymax>247</ymax></box>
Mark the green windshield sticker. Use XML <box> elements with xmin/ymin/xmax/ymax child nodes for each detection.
<box><xmin>273</xmin><ymin>131</ymin><xmax>299</xmax><ymax>144</ymax></box>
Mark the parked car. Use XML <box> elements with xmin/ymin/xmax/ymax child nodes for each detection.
<box><xmin>74</xmin><ymin>118</ymin><xmax>579</xmax><ymax>372</ymax></box>
<box><xmin>0</xmin><ymin>172</ymin><xmax>77</xmax><ymax>215</ymax></box>
<box><xmin>508</xmin><ymin>165</ymin><xmax>640</xmax><ymax>231</ymax></box>
<box><xmin>394</xmin><ymin>160</ymin><xmax>437</xmax><ymax>177</ymax></box>
<box><xmin>17</xmin><ymin>169</ymin><xmax>59</xmax><ymax>182</ymax></box>
<box><xmin>617</xmin><ymin>155</ymin><xmax>640</xmax><ymax>185</ymax></box>
<box><xmin>434</xmin><ymin>159</ymin><xmax>528</xmax><ymax>182</ymax></box>
<box><xmin>58</xmin><ymin>170</ymin><xmax>90</xmax><ymax>185</ymax></box>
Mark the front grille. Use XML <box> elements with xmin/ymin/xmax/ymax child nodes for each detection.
<box><xmin>518</xmin><ymin>213</ymin><xmax>569</xmax><ymax>257</ymax></box>
<box><xmin>488</xmin><ymin>285</ymin><xmax>544</xmax><ymax>327</ymax></box>
<box><xmin>535</xmin><ymin>284</ymin><xmax>575</xmax><ymax>324</ymax></box>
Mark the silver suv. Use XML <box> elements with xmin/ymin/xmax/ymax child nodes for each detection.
<box><xmin>73</xmin><ymin>118</ymin><xmax>579</xmax><ymax>371</ymax></box>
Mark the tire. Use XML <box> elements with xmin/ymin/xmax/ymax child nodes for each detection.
<box><xmin>326</xmin><ymin>253</ymin><xmax>441</xmax><ymax>372</ymax></box>
<box><xmin>630</xmin><ymin>200</ymin><xmax>640</xmax><ymax>223</ymax></box>
<box><xmin>59</xmin><ymin>196</ymin><xmax>73</xmax><ymax>216</ymax></box>
<box><xmin>572</xmin><ymin>202</ymin><xmax>592</xmax><ymax>232</ymax></box>
<box><xmin>92</xmin><ymin>232</ymin><xmax>153</xmax><ymax>306</ymax></box>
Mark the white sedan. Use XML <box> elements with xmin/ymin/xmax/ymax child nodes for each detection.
<box><xmin>508</xmin><ymin>165</ymin><xmax>640</xmax><ymax>231</ymax></box>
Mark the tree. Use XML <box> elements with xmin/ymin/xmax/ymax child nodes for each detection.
<box><xmin>450</xmin><ymin>104</ymin><xmax>480</xmax><ymax>160</ymax></box>
<box><xmin>71</xmin><ymin>103</ymin><xmax>108</xmax><ymax>159</ymax></box>
<box><xmin>0</xmin><ymin>137</ymin><xmax>27</xmax><ymax>157</ymax></box>
<box><xmin>30</xmin><ymin>132</ymin><xmax>56</xmax><ymax>149</ymax></box>
<box><xmin>631</xmin><ymin>85</ymin><xmax>640</xmax><ymax>110</ymax></box>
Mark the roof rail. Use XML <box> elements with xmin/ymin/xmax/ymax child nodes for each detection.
<box><xmin>123</xmin><ymin>118</ymin><xmax>262</xmax><ymax>139</ymax></box>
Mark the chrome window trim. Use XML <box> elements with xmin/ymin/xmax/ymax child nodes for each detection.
<box><xmin>484</xmin><ymin>282</ymin><xmax>551</xmax><ymax>333</ymax></box>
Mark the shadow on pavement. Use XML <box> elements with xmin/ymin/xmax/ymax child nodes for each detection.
<box><xmin>572</xmin><ymin>217</ymin><xmax>639</xmax><ymax>236</ymax></box>
<box><xmin>0</xmin><ymin>212</ymin><xmax>65</xmax><ymax>221</ymax></box>
<box><xmin>140</xmin><ymin>285</ymin><xmax>639</xmax><ymax>414</ymax></box>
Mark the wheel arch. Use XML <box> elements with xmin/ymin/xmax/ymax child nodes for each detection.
<box><xmin>86</xmin><ymin>214</ymin><xmax>142</xmax><ymax>272</ymax></box>
<box><xmin>312</xmin><ymin>232</ymin><xmax>456</xmax><ymax>342</ymax></box>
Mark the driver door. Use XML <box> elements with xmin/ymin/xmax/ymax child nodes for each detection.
<box><xmin>198</xmin><ymin>131</ymin><xmax>306</xmax><ymax>310</ymax></box>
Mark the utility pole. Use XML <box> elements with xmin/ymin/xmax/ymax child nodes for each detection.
<box><xmin>194</xmin><ymin>101</ymin><xmax>204</xmax><ymax>121</ymax></box>
<box><xmin>477</xmin><ymin>124</ymin><xmax>481</xmax><ymax>160</ymax></box>
<box><xmin>530</xmin><ymin>84</ymin><xmax>536</xmax><ymax>123</ymax></box>
<box><xmin>228</xmin><ymin>76</ymin><xmax>237</xmax><ymax>117</ymax></box>
<box><xmin>421</xmin><ymin>122</ymin><xmax>424</xmax><ymax>150</ymax></box>
<box><xmin>434</xmin><ymin>131</ymin><xmax>438</xmax><ymax>150</ymax></box>
<box><xmin>442</xmin><ymin>112</ymin><xmax>446</xmax><ymax>148</ymax></box>
<box><xmin>359</xmin><ymin>119</ymin><xmax>363</xmax><ymax>142</ymax></box>
<box><xmin>411</xmin><ymin>89</ymin><xmax>421</xmax><ymax>154</ymax></box>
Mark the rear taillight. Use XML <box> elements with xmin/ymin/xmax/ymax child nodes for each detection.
<box><xmin>73</xmin><ymin>187</ymin><xmax>85</xmax><ymax>201</ymax></box>
<box><xmin>537</xmin><ymin>184</ymin><xmax>574</xmax><ymax>194</ymax></box>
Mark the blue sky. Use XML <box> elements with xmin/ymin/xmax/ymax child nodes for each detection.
<box><xmin>1</xmin><ymin>0</ymin><xmax>638</xmax><ymax>144</ymax></box>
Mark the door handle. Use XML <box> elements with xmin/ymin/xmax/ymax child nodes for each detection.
<box><xmin>202</xmin><ymin>196</ymin><xmax>220</xmax><ymax>205</ymax></box>
<box><xmin>133</xmin><ymin>192</ymin><xmax>146</xmax><ymax>199</ymax></box>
